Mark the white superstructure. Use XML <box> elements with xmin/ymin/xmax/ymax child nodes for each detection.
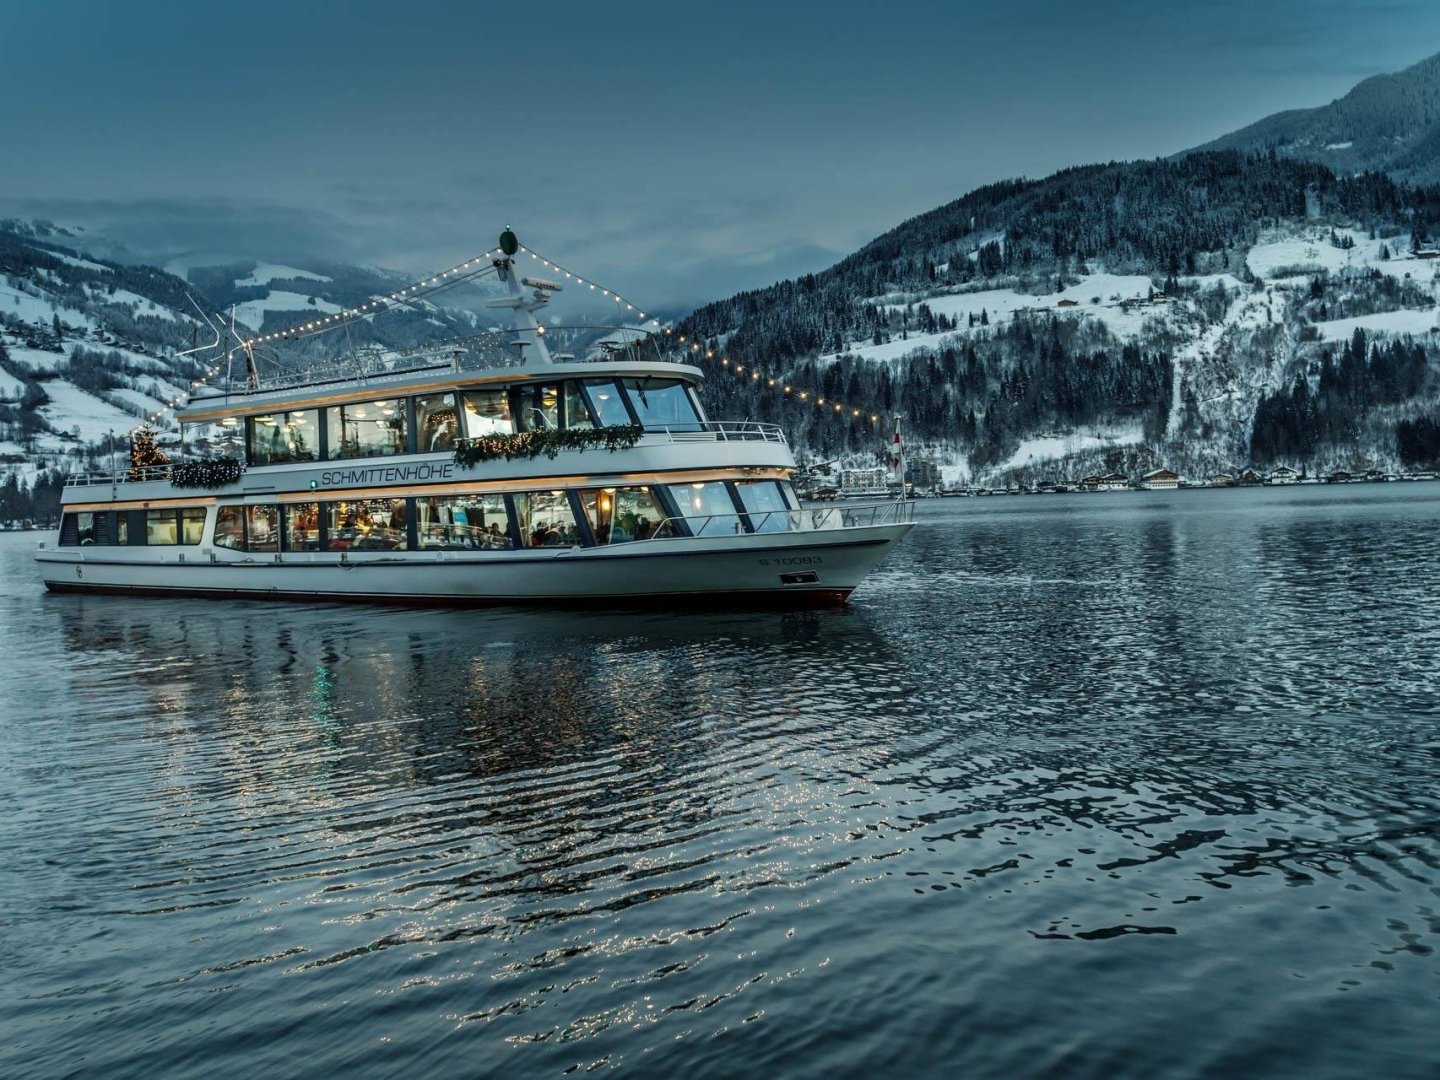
<box><xmin>36</xmin><ymin>234</ymin><xmax>912</xmax><ymax>606</ymax></box>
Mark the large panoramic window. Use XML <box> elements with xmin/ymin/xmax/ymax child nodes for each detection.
<box><xmin>327</xmin><ymin>399</ymin><xmax>406</xmax><ymax>459</ymax></box>
<box><xmin>146</xmin><ymin>509</ymin><xmax>178</xmax><ymax>545</ymax></box>
<box><xmin>284</xmin><ymin>502</ymin><xmax>320</xmax><ymax>551</ymax></box>
<box><xmin>564</xmin><ymin>382</ymin><xmax>595</xmax><ymax>430</ymax></box>
<box><xmin>581</xmin><ymin>378</ymin><xmax>634</xmax><ymax>427</ymax></box>
<box><xmin>576</xmin><ymin>486</ymin><xmax>671</xmax><ymax>544</ymax></box>
<box><xmin>322</xmin><ymin>498</ymin><xmax>408</xmax><ymax>551</ymax></box>
<box><xmin>734</xmin><ymin>480</ymin><xmax>793</xmax><ymax>533</ymax></box>
<box><xmin>622</xmin><ymin>378</ymin><xmax>701</xmax><ymax>431</ymax></box>
<box><xmin>513</xmin><ymin>384</ymin><xmax>562</xmax><ymax>432</ymax></box>
<box><xmin>460</xmin><ymin>388</ymin><xmax>515</xmax><ymax>438</ymax></box>
<box><xmin>180</xmin><ymin>508</ymin><xmax>207</xmax><ymax>545</ymax></box>
<box><xmin>415</xmin><ymin>393</ymin><xmax>458</xmax><ymax>452</ymax></box>
<box><xmin>249</xmin><ymin>410</ymin><xmax>320</xmax><ymax>465</ymax></box>
<box><xmin>511</xmin><ymin>490</ymin><xmax>581</xmax><ymax>548</ymax></box>
<box><xmin>417</xmin><ymin>493</ymin><xmax>513</xmax><ymax>550</ymax></box>
<box><xmin>245</xmin><ymin>505</ymin><xmax>279</xmax><ymax>552</ymax></box>
<box><xmin>666</xmin><ymin>481</ymin><xmax>741</xmax><ymax>537</ymax></box>
<box><xmin>215</xmin><ymin>506</ymin><xmax>244</xmax><ymax>549</ymax></box>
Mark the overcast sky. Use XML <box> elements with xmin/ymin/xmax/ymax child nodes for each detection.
<box><xmin>3</xmin><ymin>0</ymin><xmax>1438</xmax><ymax>309</ymax></box>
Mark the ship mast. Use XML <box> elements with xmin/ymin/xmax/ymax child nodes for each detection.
<box><xmin>487</xmin><ymin>227</ymin><xmax>563</xmax><ymax>365</ymax></box>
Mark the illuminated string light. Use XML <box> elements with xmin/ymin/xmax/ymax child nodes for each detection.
<box><xmin>236</xmin><ymin>245</ymin><xmax>505</xmax><ymax>350</ymax></box>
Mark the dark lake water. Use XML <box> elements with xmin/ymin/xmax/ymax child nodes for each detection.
<box><xmin>3</xmin><ymin>485</ymin><xmax>1439</xmax><ymax>1079</ymax></box>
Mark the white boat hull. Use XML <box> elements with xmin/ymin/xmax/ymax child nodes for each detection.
<box><xmin>37</xmin><ymin>523</ymin><xmax>911</xmax><ymax>607</ymax></box>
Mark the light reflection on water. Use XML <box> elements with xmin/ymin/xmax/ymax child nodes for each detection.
<box><xmin>2</xmin><ymin>484</ymin><xmax>1439</xmax><ymax>1079</ymax></box>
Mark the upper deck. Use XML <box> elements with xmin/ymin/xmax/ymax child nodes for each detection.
<box><xmin>65</xmin><ymin>357</ymin><xmax>794</xmax><ymax>507</ymax></box>
<box><xmin>174</xmin><ymin>358</ymin><xmax>706</xmax><ymax>425</ymax></box>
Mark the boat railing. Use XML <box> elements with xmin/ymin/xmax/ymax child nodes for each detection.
<box><xmin>638</xmin><ymin>499</ymin><xmax>912</xmax><ymax>541</ymax></box>
<box><xmin>66</xmin><ymin>464</ymin><xmax>174</xmax><ymax>487</ymax></box>
<box><xmin>646</xmin><ymin>421</ymin><xmax>786</xmax><ymax>444</ymax></box>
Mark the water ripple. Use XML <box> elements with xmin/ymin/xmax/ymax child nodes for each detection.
<box><xmin>2</xmin><ymin>486</ymin><xmax>1440</xmax><ymax>1078</ymax></box>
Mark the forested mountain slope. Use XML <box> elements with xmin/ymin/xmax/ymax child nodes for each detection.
<box><xmin>681</xmin><ymin>152</ymin><xmax>1440</xmax><ymax>482</ymax></box>
<box><xmin>1191</xmin><ymin>51</ymin><xmax>1440</xmax><ymax>186</ymax></box>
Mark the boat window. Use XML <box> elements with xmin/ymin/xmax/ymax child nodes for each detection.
<box><xmin>248</xmin><ymin>410</ymin><xmax>320</xmax><ymax>465</ymax></box>
<box><xmin>460</xmin><ymin>388</ymin><xmax>515</xmax><ymax>437</ymax></box>
<box><xmin>580</xmin><ymin>378</ymin><xmax>634</xmax><ymax>427</ymax></box>
<box><xmin>564</xmin><ymin>382</ymin><xmax>595</xmax><ymax>430</ymax></box>
<box><xmin>116</xmin><ymin>512</ymin><xmax>129</xmax><ymax>545</ymax></box>
<box><xmin>327</xmin><ymin>399</ymin><xmax>407</xmax><ymax>459</ymax></box>
<box><xmin>91</xmin><ymin>512</ymin><xmax>111</xmax><ymax>545</ymax></box>
<box><xmin>576</xmin><ymin>486</ymin><xmax>672</xmax><ymax>544</ymax></box>
<box><xmin>146</xmin><ymin>509</ymin><xmax>178</xmax><ymax>545</ymax></box>
<box><xmin>513</xmin><ymin>384</ymin><xmax>561</xmax><ymax>432</ymax></box>
<box><xmin>415</xmin><ymin>393</ymin><xmax>458</xmax><ymax>452</ymax></box>
<box><xmin>322</xmin><ymin>498</ymin><xmax>408</xmax><ymax>552</ymax></box>
<box><xmin>666</xmin><ymin>481</ymin><xmax>742</xmax><ymax>537</ymax></box>
<box><xmin>622</xmin><ymin>378</ymin><xmax>701</xmax><ymax>431</ymax></box>
<box><xmin>734</xmin><ymin>480</ymin><xmax>793</xmax><ymax>533</ymax></box>
<box><xmin>245</xmin><ymin>505</ymin><xmax>279</xmax><ymax>552</ymax></box>
<box><xmin>511</xmin><ymin>490</ymin><xmax>581</xmax><ymax>548</ymax></box>
<box><xmin>76</xmin><ymin>511</ymin><xmax>95</xmax><ymax>545</ymax></box>
<box><xmin>215</xmin><ymin>506</ymin><xmax>245</xmax><ymax>549</ymax></box>
<box><xmin>284</xmin><ymin>503</ymin><xmax>320</xmax><ymax>551</ymax></box>
<box><xmin>417</xmin><ymin>493</ymin><xmax>513</xmax><ymax>550</ymax></box>
<box><xmin>180</xmin><ymin>508</ymin><xmax>207</xmax><ymax>545</ymax></box>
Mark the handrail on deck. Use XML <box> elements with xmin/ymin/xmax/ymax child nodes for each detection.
<box><xmin>636</xmin><ymin>499</ymin><xmax>912</xmax><ymax>542</ymax></box>
<box><xmin>648</xmin><ymin>420</ymin><xmax>786</xmax><ymax>444</ymax></box>
<box><xmin>66</xmin><ymin>464</ymin><xmax>174</xmax><ymax>487</ymax></box>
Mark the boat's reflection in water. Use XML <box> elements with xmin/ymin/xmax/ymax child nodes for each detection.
<box><xmin>53</xmin><ymin>594</ymin><xmax>901</xmax><ymax>819</ymax></box>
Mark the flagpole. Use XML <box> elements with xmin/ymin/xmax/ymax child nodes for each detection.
<box><xmin>890</xmin><ymin>414</ymin><xmax>905</xmax><ymax>500</ymax></box>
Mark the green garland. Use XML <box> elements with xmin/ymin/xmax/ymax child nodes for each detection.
<box><xmin>170</xmin><ymin>457</ymin><xmax>244</xmax><ymax>489</ymax></box>
<box><xmin>452</xmin><ymin>424</ymin><xmax>645</xmax><ymax>467</ymax></box>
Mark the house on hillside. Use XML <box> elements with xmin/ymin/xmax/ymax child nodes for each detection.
<box><xmin>1098</xmin><ymin>472</ymin><xmax>1130</xmax><ymax>491</ymax></box>
<box><xmin>1238</xmin><ymin>469</ymin><xmax>1264</xmax><ymax>486</ymax></box>
<box><xmin>1140</xmin><ymin>467</ymin><xmax>1179</xmax><ymax>490</ymax></box>
<box><xmin>1209</xmin><ymin>473</ymin><xmax>1236</xmax><ymax>487</ymax></box>
<box><xmin>1076</xmin><ymin>475</ymin><xmax>1102</xmax><ymax>492</ymax></box>
<box><xmin>1267</xmin><ymin>466</ymin><xmax>1299</xmax><ymax>485</ymax></box>
<box><xmin>1057</xmin><ymin>298</ymin><xmax>1079</xmax><ymax>308</ymax></box>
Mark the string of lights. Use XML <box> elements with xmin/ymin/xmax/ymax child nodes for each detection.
<box><xmin>517</xmin><ymin>246</ymin><xmax>651</xmax><ymax>322</ymax></box>
<box><xmin>520</xmin><ymin>245</ymin><xmax>880</xmax><ymax>427</ymax></box>
<box><xmin>143</xmin><ymin>248</ymin><xmax>509</xmax><ymax>428</ymax></box>
<box><xmin>237</xmin><ymin>247</ymin><xmax>505</xmax><ymax>350</ymax></box>
<box><xmin>140</xmin><ymin>237</ymin><xmax>883</xmax><ymax>433</ymax></box>
<box><xmin>656</xmin><ymin>323</ymin><xmax>883</xmax><ymax>429</ymax></box>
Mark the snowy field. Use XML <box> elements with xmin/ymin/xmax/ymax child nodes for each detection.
<box><xmin>831</xmin><ymin>273</ymin><xmax>1164</xmax><ymax>363</ymax></box>
<box><xmin>2</xmin><ymin>344</ymin><xmax>71</xmax><ymax>373</ymax></box>
<box><xmin>108</xmin><ymin>387</ymin><xmax>168</xmax><ymax>415</ymax></box>
<box><xmin>1248</xmin><ymin>226</ymin><xmax>1440</xmax><ymax>286</ymax></box>
<box><xmin>94</xmin><ymin>288</ymin><xmax>186</xmax><ymax>322</ymax></box>
<box><xmin>1314</xmin><ymin>309</ymin><xmax>1438</xmax><ymax>341</ymax></box>
<box><xmin>235</xmin><ymin>263</ymin><xmax>332</xmax><ymax>288</ymax></box>
<box><xmin>994</xmin><ymin>426</ymin><xmax>1144</xmax><ymax>472</ymax></box>
<box><xmin>233</xmin><ymin>291</ymin><xmax>343</xmax><ymax>330</ymax></box>
<box><xmin>0</xmin><ymin>367</ymin><xmax>26</xmax><ymax>401</ymax></box>
<box><xmin>38</xmin><ymin>382</ymin><xmax>142</xmax><ymax>443</ymax></box>
<box><xmin>0</xmin><ymin>277</ymin><xmax>94</xmax><ymax>329</ymax></box>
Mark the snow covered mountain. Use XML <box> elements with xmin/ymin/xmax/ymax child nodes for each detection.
<box><xmin>0</xmin><ymin>228</ymin><xmax>497</xmax><ymax>522</ymax></box>
<box><xmin>1190</xmin><ymin>51</ymin><xmax>1440</xmax><ymax>186</ymax></box>
<box><xmin>684</xmin><ymin>152</ymin><xmax>1440</xmax><ymax>484</ymax></box>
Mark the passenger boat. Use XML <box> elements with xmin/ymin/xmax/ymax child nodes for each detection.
<box><xmin>36</xmin><ymin>232</ymin><xmax>913</xmax><ymax>606</ymax></box>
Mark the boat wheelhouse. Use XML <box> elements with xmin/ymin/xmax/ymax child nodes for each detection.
<box><xmin>36</xmin><ymin>234</ymin><xmax>912</xmax><ymax>606</ymax></box>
